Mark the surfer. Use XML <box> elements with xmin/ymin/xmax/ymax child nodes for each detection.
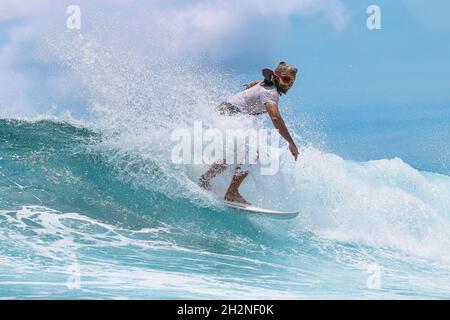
<box><xmin>199</xmin><ymin>62</ymin><xmax>299</xmax><ymax>204</ymax></box>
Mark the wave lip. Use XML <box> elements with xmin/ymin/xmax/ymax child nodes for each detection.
<box><xmin>285</xmin><ymin>148</ymin><xmax>450</xmax><ymax>261</ymax></box>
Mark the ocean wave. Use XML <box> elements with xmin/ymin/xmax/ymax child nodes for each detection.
<box><xmin>1</xmin><ymin>119</ymin><xmax>450</xmax><ymax>263</ymax></box>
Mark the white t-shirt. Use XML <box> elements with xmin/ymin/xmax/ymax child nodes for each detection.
<box><xmin>226</xmin><ymin>82</ymin><xmax>280</xmax><ymax>115</ymax></box>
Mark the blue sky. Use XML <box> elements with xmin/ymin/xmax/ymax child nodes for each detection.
<box><xmin>0</xmin><ymin>0</ymin><xmax>450</xmax><ymax>116</ymax></box>
<box><xmin>234</xmin><ymin>0</ymin><xmax>450</xmax><ymax>108</ymax></box>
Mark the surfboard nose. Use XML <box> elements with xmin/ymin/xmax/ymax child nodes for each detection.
<box><xmin>223</xmin><ymin>201</ymin><xmax>299</xmax><ymax>220</ymax></box>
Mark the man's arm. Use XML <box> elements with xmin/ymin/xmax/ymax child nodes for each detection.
<box><xmin>266</xmin><ymin>100</ymin><xmax>299</xmax><ymax>160</ymax></box>
<box><xmin>242</xmin><ymin>80</ymin><xmax>261</xmax><ymax>89</ymax></box>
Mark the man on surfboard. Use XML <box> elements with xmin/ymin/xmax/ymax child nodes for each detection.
<box><xmin>199</xmin><ymin>62</ymin><xmax>299</xmax><ymax>205</ymax></box>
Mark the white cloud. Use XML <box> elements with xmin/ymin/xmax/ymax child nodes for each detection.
<box><xmin>0</xmin><ymin>2</ymin><xmax>37</xmax><ymax>20</ymax></box>
<box><xmin>0</xmin><ymin>0</ymin><xmax>350</xmax><ymax>117</ymax></box>
<box><xmin>0</xmin><ymin>0</ymin><xmax>55</xmax><ymax>116</ymax></box>
<box><xmin>152</xmin><ymin>0</ymin><xmax>349</xmax><ymax>55</ymax></box>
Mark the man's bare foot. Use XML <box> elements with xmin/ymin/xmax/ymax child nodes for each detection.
<box><xmin>224</xmin><ymin>191</ymin><xmax>250</xmax><ymax>205</ymax></box>
<box><xmin>198</xmin><ymin>175</ymin><xmax>212</xmax><ymax>191</ymax></box>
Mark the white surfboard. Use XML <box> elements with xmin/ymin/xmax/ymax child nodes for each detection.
<box><xmin>223</xmin><ymin>200</ymin><xmax>299</xmax><ymax>219</ymax></box>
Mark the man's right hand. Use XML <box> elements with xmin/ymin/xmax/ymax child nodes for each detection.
<box><xmin>289</xmin><ymin>143</ymin><xmax>299</xmax><ymax>161</ymax></box>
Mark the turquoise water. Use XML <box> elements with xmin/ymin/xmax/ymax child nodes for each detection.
<box><xmin>1</xmin><ymin>116</ymin><xmax>450</xmax><ymax>299</ymax></box>
<box><xmin>2</xmin><ymin>0</ymin><xmax>450</xmax><ymax>300</ymax></box>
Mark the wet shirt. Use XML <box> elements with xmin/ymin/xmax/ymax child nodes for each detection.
<box><xmin>225</xmin><ymin>82</ymin><xmax>280</xmax><ymax>115</ymax></box>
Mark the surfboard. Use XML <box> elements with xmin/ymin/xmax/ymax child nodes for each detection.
<box><xmin>223</xmin><ymin>200</ymin><xmax>299</xmax><ymax>219</ymax></box>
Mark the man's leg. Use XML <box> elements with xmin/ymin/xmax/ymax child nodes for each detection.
<box><xmin>198</xmin><ymin>161</ymin><xmax>227</xmax><ymax>191</ymax></box>
<box><xmin>224</xmin><ymin>167</ymin><xmax>250</xmax><ymax>205</ymax></box>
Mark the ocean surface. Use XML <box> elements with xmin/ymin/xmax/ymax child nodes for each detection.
<box><xmin>1</xmin><ymin>99</ymin><xmax>450</xmax><ymax>299</ymax></box>
<box><xmin>0</xmin><ymin>30</ymin><xmax>449</xmax><ymax>299</ymax></box>
<box><xmin>2</xmin><ymin>0</ymin><xmax>450</xmax><ymax>301</ymax></box>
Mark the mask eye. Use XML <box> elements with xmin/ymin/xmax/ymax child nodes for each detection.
<box><xmin>274</xmin><ymin>70</ymin><xmax>295</xmax><ymax>85</ymax></box>
<box><xmin>280</xmin><ymin>75</ymin><xmax>294</xmax><ymax>84</ymax></box>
